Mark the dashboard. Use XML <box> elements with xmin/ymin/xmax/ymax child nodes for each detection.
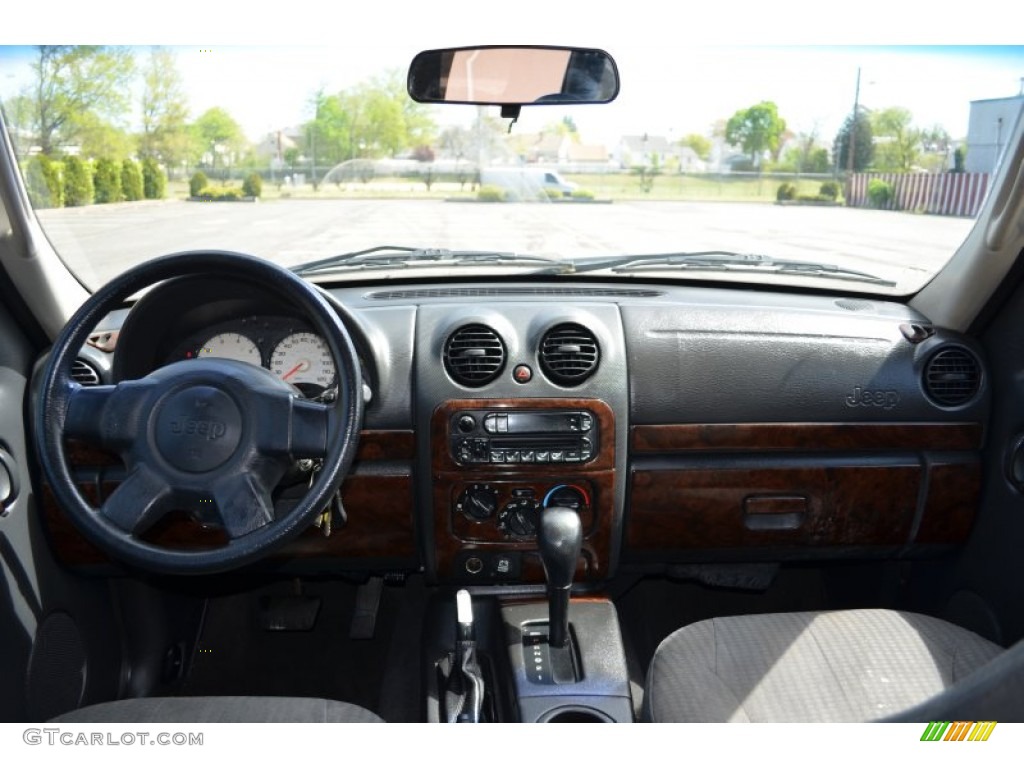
<box><xmin>44</xmin><ymin>272</ymin><xmax>990</xmax><ymax>583</ymax></box>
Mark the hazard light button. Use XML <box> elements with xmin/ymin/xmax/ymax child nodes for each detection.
<box><xmin>513</xmin><ymin>364</ymin><xmax>532</xmax><ymax>383</ymax></box>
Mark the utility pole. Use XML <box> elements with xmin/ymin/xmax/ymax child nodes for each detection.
<box><xmin>847</xmin><ymin>67</ymin><xmax>861</xmax><ymax>176</ymax></box>
<box><xmin>845</xmin><ymin>67</ymin><xmax>861</xmax><ymax>204</ymax></box>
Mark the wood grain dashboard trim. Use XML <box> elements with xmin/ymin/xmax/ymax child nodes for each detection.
<box><xmin>631</xmin><ymin>422</ymin><xmax>983</xmax><ymax>454</ymax></box>
<box><xmin>44</xmin><ymin>429</ymin><xmax>416</xmax><ymax>565</ymax></box>
<box><xmin>627</xmin><ymin>421</ymin><xmax>983</xmax><ymax>554</ymax></box>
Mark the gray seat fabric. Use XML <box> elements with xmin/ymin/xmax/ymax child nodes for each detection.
<box><xmin>643</xmin><ymin>609</ymin><xmax>1004</xmax><ymax>722</ymax></box>
<box><xmin>50</xmin><ymin>696</ymin><xmax>383</xmax><ymax>723</ymax></box>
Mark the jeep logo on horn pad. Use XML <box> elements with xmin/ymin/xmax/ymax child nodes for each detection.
<box><xmin>169</xmin><ymin>418</ymin><xmax>228</xmax><ymax>440</ymax></box>
<box><xmin>155</xmin><ymin>386</ymin><xmax>242</xmax><ymax>473</ymax></box>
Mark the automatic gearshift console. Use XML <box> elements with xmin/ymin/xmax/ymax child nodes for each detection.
<box><xmin>538</xmin><ymin>506</ymin><xmax>582</xmax><ymax>649</ymax></box>
<box><xmin>497</xmin><ymin>504</ymin><xmax>633</xmax><ymax>721</ymax></box>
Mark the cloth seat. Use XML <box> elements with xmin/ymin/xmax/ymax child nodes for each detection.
<box><xmin>643</xmin><ymin>609</ymin><xmax>1004</xmax><ymax>722</ymax></box>
<box><xmin>50</xmin><ymin>696</ymin><xmax>383</xmax><ymax>723</ymax></box>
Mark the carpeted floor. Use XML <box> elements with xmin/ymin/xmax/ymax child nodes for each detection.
<box><xmin>180</xmin><ymin>576</ymin><xmax>426</xmax><ymax>722</ymax></box>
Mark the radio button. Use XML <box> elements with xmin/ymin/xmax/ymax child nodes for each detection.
<box><xmin>581</xmin><ymin>414</ymin><xmax>593</xmax><ymax>431</ymax></box>
<box><xmin>550</xmin><ymin>451</ymin><xmax>564</xmax><ymax>462</ymax></box>
<box><xmin>483</xmin><ymin>415</ymin><xmax>498</xmax><ymax>433</ymax></box>
<box><xmin>490</xmin><ymin>450</ymin><xmax>505</xmax><ymax>463</ymax></box>
<box><xmin>498</xmin><ymin>415</ymin><xmax>509</xmax><ymax>433</ymax></box>
<box><xmin>565</xmin><ymin>451</ymin><xmax>581</xmax><ymax>462</ymax></box>
<box><xmin>521</xmin><ymin>451</ymin><xmax>535</xmax><ymax>462</ymax></box>
<box><xmin>536</xmin><ymin>451</ymin><xmax>550</xmax><ymax>462</ymax></box>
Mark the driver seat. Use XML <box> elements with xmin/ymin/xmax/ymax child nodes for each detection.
<box><xmin>50</xmin><ymin>696</ymin><xmax>383</xmax><ymax>723</ymax></box>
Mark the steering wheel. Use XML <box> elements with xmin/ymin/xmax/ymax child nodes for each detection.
<box><xmin>35</xmin><ymin>251</ymin><xmax>363</xmax><ymax>575</ymax></box>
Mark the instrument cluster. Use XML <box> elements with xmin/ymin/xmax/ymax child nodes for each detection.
<box><xmin>166</xmin><ymin>314</ymin><xmax>337</xmax><ymax>399</ymax></box>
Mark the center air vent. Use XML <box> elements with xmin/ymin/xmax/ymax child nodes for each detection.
<box><xmin>71</xmin><ymin>359</ymin><xmax>101</xmax><ymax>386</ymax></box>
<box><xmin>444</xmin><ymin>324</ymin><xmax>506</xmax><ymax>386</ymax></box>
<box><xmin>923</xmin><ymin>347</ymin><xmax>981</xmax><ymax>407</ymax></box>
<box><xmin>539</xmin><ymin>323</ymin><xmax>600</xmax><ymax>385</ymax></box>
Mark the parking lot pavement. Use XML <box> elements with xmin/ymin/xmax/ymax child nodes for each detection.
<box><xmin>37</xmin><ymin>198</ymin><xmax>974</xmax><ymax>292</ymax></box>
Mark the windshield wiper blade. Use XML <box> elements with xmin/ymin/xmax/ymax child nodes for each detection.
<box><xmin>571</xmin><ymin>251</ymin><xmax>896</xmax><ymax>287</ymax></box>
<box><xmin>291</xmin><ymin>246</ymin><xmax>572</xmax><ymax>276</ymax></box>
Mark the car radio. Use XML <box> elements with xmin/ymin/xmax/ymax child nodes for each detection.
<box><xmin>449</xmin><ymin>409</ymin><xmax>598</xmax><ymax>465</ymax></box>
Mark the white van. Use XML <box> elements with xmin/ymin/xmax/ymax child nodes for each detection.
<box><xmin>479</xmin><ymin>167</ymin><xmax>578</xmax><ymax>200</ymax></box>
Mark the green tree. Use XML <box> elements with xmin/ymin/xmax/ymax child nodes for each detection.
<box><xmin>725</xmin><ymin>101</ymin><xmax>786</xmax><ymax>169</ymax></box>
<box><xmin>833</xmin><ymin>109</ymin><xmax>874</xmax><ymax>172</ymax></box>
<box><xmin>777</xmin><ymin>130</ymin><xmax>829</xmax><ymax>173</ymax></box>
<box><xmin>63</xmin><ymin>156</ymin><xmax>94</xmax><ymax>206</ymax></box>
<box><xmin>23</xmin><ymin>46</ymin><xmax>134</xmax><ymax>155</ymax></box>
<box><xmin>871</xmin><ymin>107</ymin><xmax>921</xmax><ymax>172</ymax></box>
<box><xmin>191</xmin><ymin>107</ymin><xmax>246</xmax><ymax>175</ymax></box>
<box><xmin>93</xmin><ymin>157</ymin><xmax>123</xmax><ymax>203</ymax></box>
<box><xmin>953</xmin><ymin>145</ymin><xmax>966</xmax><ymax>173</ymax></box>
<box><xmin>139</xmin><ymin>48</ymin><xmax>191</xmax><ymax>176</ymax></box>
<box><xmin>918</xmin><ymin>124</ymin><xmax>952</xmax><ymax>173</ymax></box>
<box><xmin>2</xmin><ymin>94</ymin><xmax>37</xmax><ymax>156</ymax></box>
<box><xmin>304</xmin><ymin>72</ymin><xmax>437</xmax><ymax>167</ymax></box>
<box><xmin>678</xmin><ymin>133</ymin><xmax>712</xmax><ymax>162</ymax></box>
<box><xmin>75</xmin><ymin>112</ymin><xmax>135</xmax><ymax>160</ymax></box>
<box><xmin>121</xmin><ymin>159</ymin><xmax>144</xmax><ymax>201</ymax></box>
<box><xmin>632</xmin><ymin>153</ymin><xmax>661</xmax><ymax>193</ymax></box>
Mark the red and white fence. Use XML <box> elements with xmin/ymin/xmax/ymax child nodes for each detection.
<box><xmin>847</xmin><ymin>172</ymin><xmax>990</xmax><ymax>217</ymax></box>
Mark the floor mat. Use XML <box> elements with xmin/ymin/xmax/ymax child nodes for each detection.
<box><xmin>181</xmin><ymin>578</ymin><xmax>424</xmax><ymax>721</ymax></box>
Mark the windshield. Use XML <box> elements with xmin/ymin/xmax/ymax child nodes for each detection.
<box><xmin>1</xmin><ymin>43</ymin><xmax>1021</xmax><ymax>294</ymax></box>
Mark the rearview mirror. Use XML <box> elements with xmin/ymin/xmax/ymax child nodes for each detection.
<box><xmin>407</xmin><ymin>46</ymin><xmax>619</xmax><ymax>107</ymax></box>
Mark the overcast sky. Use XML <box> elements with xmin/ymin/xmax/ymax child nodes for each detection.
<box><xmin>2</xmin><ymin>5</ymin><xmax>1022</xmax><ymax>149</ymax></box>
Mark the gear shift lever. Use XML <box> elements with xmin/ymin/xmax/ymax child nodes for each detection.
<box><xmin>538</xmin><ymin>505</ymin><xmax>582</xmax><ymax>648</ymax></box>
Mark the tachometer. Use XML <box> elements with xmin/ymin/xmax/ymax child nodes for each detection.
<box><xmin>270</xmin><ymin>332</ymin><xmax>336</xmax><ymax>390</ymax></box>
<box><xmin>196</xmin><ymin>332</ymin><xmax>262</xmax><ymax>365</ymax></box>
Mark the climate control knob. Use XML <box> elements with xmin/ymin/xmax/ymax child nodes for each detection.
<box><xmin>456</xmin><ymin>484</ymin><xmax>499</xmax><ymax>521</ymax></box>
<box><xmin>543</xmin><ymin>484</ymin><xmax>589</xmax><ymax>512</ymax></box>
<box><xmin>498</xmin><ymin>498</ymin><xmax>540</xmax><ymax>538</ymax></box>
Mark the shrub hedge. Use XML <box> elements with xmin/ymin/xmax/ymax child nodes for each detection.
<box><xmin>121</xmin><ymin>160</ymin><xmax>144</xmax><ymax>201</ymax></box>
<box><xmin>63</xmin><ymin>156</ymin><xmax>94</xmax><ymax>207</ymax></box>
<box><xmin>93</xmin><ymin>158</ymin><xmax>124</xmax><ymax>204</ymax></box>
<box><xmin>242</xmin><ymin>173</ymin><xmax>262</xmax><ymax>198</ymax></box>
<box><xmin>25</xmin><ymin>155</ymin><xmax>63</xmax><ymax>208</ymax></box>
<box><xmin>142</xmin><ymin>159</ymin><xmax>166</xmax><ymax>199</ymax></box>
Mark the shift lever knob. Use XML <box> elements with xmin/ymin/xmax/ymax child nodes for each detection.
<box><xmin>539</xmin><ymin>506</ymin><xmax>582</xmax><ymax>648</ymax></box>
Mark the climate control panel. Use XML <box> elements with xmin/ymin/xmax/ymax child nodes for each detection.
<box><xmin>453</xmin><ymin>481</ymin><xmax>592</xmax><ymax>541</ymax></box>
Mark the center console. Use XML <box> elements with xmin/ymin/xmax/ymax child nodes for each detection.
<box><xmin>424</xmin><ymin>398</ymin><xmax>632</xmax><ymax>721</ymax></box>
<box><xmin>429</xmin><ymin>398</ymin><xmax>618</xmax><ymax>584</ymax></box>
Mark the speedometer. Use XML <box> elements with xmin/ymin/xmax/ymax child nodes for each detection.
<box><xmin>270</xmin><ymin>332</ymin><xmax>336</xmax><ymax>389</ymax></box>
<box><xmin>197</xmin><ymin>333</ymin><xmax>262</xmax><ymax>365</ymax></box>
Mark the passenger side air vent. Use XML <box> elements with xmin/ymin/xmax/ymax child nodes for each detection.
<box><xmin>539</xmin><ymin>323</ymin><xmax>600</xmax><ymax>385</ymax></box>
<box><xmin>71</xmin><ymin>359</ymin><xmax>101</xmax><ymax>386</ymax></box>
<box><xmin>923</xmin><ymin>347</ymin><xmax>981</xmax><ymax>407</ymax></box>
<box><xmin>443</xmin><ymin>324</ymin><xmax>506</xmax><ymax>386</ymax></box>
